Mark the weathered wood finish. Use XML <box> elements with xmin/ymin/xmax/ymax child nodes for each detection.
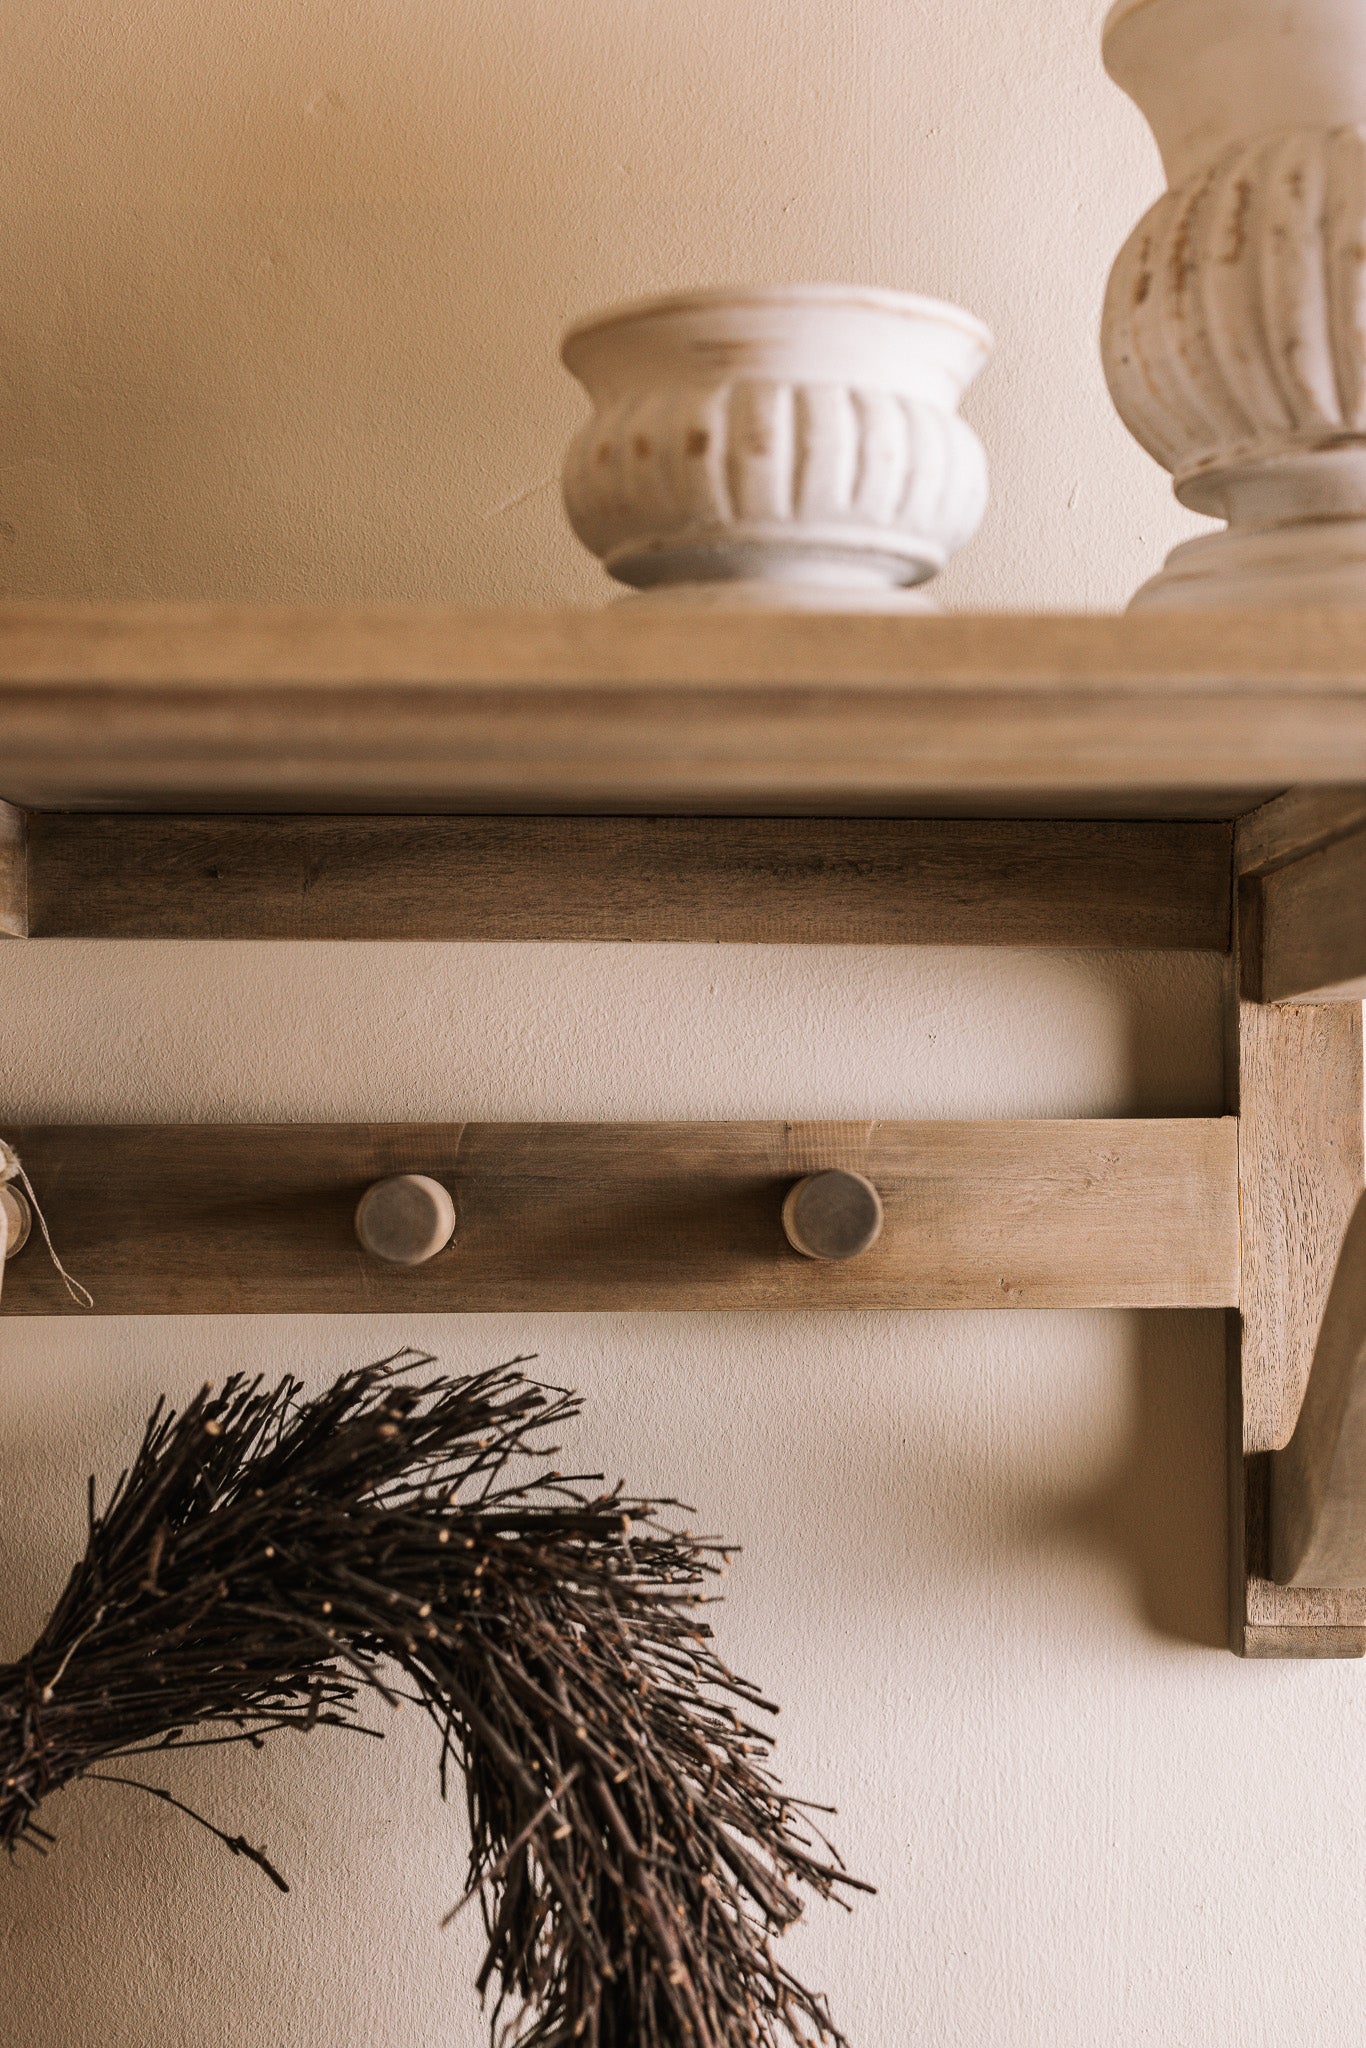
<box><xmin>1236</xmin><ymin>998</ymin><xmax>1364</xmax><ymax>1455</ymax></box>
<box><xmin>1236</xmin><ymin>1475</ymin><xmax>1366</xmax><ymax>1656</ymax></box>
<box><xmin>1236</xmin><ymin>802</ymin><xmax>1366</xmax><ymax>1646</ymax></box>
<box><xmin>0</xmin><ymin>601</ymin><xmax>1363</xmax><ymax>691</ymax></box>
<box><xmin>781</xmin><ymin>1170</ymin><xmax>885</xmax><ymax>1262</ymax></box>
<box><xmin>1257</xmin><ymin>824</ymin><xmax>1366</xmax><ymax>1002</ymax></box>
<box><xmin>0</xmin><ymin>1119</ymin><xmax>1238</xmax><ymax>1315</ymax></box>
<box><xmin>2</xmin><ymin>601</ymin><xmax>1366</xmax><ymax>814</ymax></box>
<box><xmin>22</xmin><ymin>814</ymin><xmax>1234</xmax><ymax>948</ymax></box>
<box><xmin>1240</xmin><ymin>1455</ymin><xmax>1366</xmax><ymax>1655</ymax></box>
<box><xmin>11</xmin><ymin>606</ymin><xmax>1366</xmax><ymax>1653</ymax></box>
<box><xmin>1230</xmin><ymin>879</ymin><xmax>1366</xmax><ymax>1655</ymax></box>
<box><xmin>1270</xmin><ymin>1193</ymin><xmax>1366</xmax><ymax>1586</ymax></box>
<box><xmin>0</xmin><ymin>801</ymin><xmax>25</xmax><ymax>938</ymax></box>
<box><xmin>1235</xmin><ymin>784</ymin><xmax>1366</xmax><ymax>876</ymax></box>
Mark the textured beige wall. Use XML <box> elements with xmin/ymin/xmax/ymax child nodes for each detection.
<box><xmin>0</xmin><ymin>0</ymin><xmax>1207</xmax><ymax>609</ymax></box>
<box><xmin>4</xmin><ymin>4</ymin><xmax>1357</xmax><ymax>2047</ymax></box>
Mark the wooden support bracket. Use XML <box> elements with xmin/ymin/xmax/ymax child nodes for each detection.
<box><xmin>1269</xmin><ymin>1191</ymin><xmax>1366</xmax><ymax>1588</ymax></box>
<box><xmin>1232</xmin><ymin>789</ymin><xmax>1366</xmax><ymax>1656</ymax></box>
<box><xmin>0</xmin><ymin>1118</ymin><xmax>1237</xmax><ymax>1316</ymax></box>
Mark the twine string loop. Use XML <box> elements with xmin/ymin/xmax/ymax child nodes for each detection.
<box><xmin>0</xmin><ymin>1138</ymin><xmax>94</xmax><ymax>1310</ymax></box>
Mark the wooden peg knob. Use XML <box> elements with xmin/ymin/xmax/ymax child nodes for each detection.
<box><xmin>0</xmin><ymin>1185</ymin><xmax>30</xmax><ymax>1259</ymax></box>
<box><xmin>782</xmin><ymin>1170</ymin><xmax>883</xmax><ymax>1262</ymax></box>
<box><xmin>354</xmin><ymin>1174</ymin><xmax>456</xmax><ymax>1265</ymax></box>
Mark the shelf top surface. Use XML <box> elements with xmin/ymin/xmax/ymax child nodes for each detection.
<box><xmin>2</xmin><ymin>601</ymin><xmax>1365</xmax><ymax>816</ymax></box>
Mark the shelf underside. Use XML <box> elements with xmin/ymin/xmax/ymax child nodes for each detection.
<box><xmin>7</xmin><ymin>813</ymin><xmax>1233</xmax><ymax>947</ymax></box>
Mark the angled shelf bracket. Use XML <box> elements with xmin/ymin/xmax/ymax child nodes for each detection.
<box><xmin>1269</xmin><ymin>1191</ymin><xmax>1366</xmax><ymax>1590</ymax></box>
<box><xmin>1232</xmin><ymin>789</ymin><xmax>1366</xmax><ymax>1656</ymax></box>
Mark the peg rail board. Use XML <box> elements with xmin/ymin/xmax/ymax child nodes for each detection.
<box><xmin>0</xmin><ymin>1120</ymin><xmax>1237</xmax><ymax>1315</ymax></box>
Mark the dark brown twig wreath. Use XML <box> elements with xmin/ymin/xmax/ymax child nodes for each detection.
<box><xmin>0</xmin><ymin>1352</ymin><xmax>866</xmax><ymax>2048</ymax></box>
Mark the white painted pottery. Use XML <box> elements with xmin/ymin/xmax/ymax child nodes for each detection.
<box><xmin>561</xmin><ymin>285</ymin><xmax>990</xmax><ymax>609</ymax></box>
<box><xmin>1102</xmin><ymin>0</ymin><xmax>1366</xmax><ymax>607</ymax></box>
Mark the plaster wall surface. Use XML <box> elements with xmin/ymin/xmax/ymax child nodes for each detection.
<box><xmin>0</xmin><ymin>2</ymin><xmax>1355</xmax><ymax>2045</ymax></box>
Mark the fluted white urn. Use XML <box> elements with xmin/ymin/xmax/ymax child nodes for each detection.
<box><xmin>561</xmin><ymin>286</ymin><xmax>991</xmax><ymax>609</ymax></box>
<box><xmin>1102</xmin><ymin>0</ymin><xmax>1366</xmax><ymax>607</ymax></box>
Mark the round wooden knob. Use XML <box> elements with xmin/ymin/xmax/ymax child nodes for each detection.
<box><xmin>0</xmin><ymin>1185</ymin><xmax>30</xmax><ymax>1259</ymax></box>
<box><xmin>354</xmin><ymin>1175</ymin><xmax>456</xmax><ymax>1265</ymax></box>
<box><xmin>782</xmin><ymin>1170</ymin><xmax>883</xmax><ymax>1262</ymax></box>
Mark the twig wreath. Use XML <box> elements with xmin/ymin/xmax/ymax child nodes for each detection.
<box><xmin>0</xmin><ymin>1352</ymin><xmax>866</xmax><ymax>2048</ymax></box>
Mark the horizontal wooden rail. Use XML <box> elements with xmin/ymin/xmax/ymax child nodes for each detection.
<box><xmin>0</xmin><ymin>1118</ymin><xmax>1238</xmax><ymax>1314</ymax></box>
<box><xmin>13</xmin><ymin>814</ymin><xmax>1233</xmax><ymax>948</ymax></box>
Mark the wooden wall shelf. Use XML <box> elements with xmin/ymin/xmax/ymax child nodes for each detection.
<box><xmin>0</xmin><ymin>601</ymin><xmax>1360</xmax><ymax>818</ymax></box>
<box><xmin>4</xmin><ymin>602</ymin><xmax>1366</xmax><ymax>1657</ymax></box>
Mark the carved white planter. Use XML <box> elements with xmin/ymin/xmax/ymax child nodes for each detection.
<box><xmin>561</xmin><ymin>286</ymin><xmax>990</xmax><ymax>609</ymax></box>
<box><xmin>1102</xmin><ymin>0</ymin><xmax>1366</xmax><ymax>607</ymax></box>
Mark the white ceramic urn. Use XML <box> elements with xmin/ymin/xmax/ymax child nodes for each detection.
<box><xmin>1102</xmin><ymin>0</ymin><xmax>1366</xmax><ymax>607</ymax></box>
<box><xmin>561</xmin><ymin>286</ymin><xmax>991</xmax><ymax>609</ymax></box>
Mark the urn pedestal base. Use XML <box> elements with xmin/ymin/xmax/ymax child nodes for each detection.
<box><xmin>1129</xmin><ymin>448</ymin><xmax>1366</xmax><ymax>608</ymax></box>
<box><xmin>615</xmin><ymin>575</ymin><xmax>938</xmax><ymax>613</ymax></box>
<box><xmin>1131</xmin><ymin>520</ymin><xmax>1366</xmax><ymax>611</ymax></box>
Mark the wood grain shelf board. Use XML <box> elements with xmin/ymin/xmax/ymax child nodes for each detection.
<box><xmin>1</xmin><ymin>601</ymin><xmax>1365</xmax><ymax>815</ymax></box>
<box><xmin>0</xmin><ymin>1118</ymin><xmax>1239</xmax><ymax>1315</ymax></box>
<box><xmin>18</xmin><ymin>814</ymin><xmax>1234</xmax><ymax>948</ymax></box>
